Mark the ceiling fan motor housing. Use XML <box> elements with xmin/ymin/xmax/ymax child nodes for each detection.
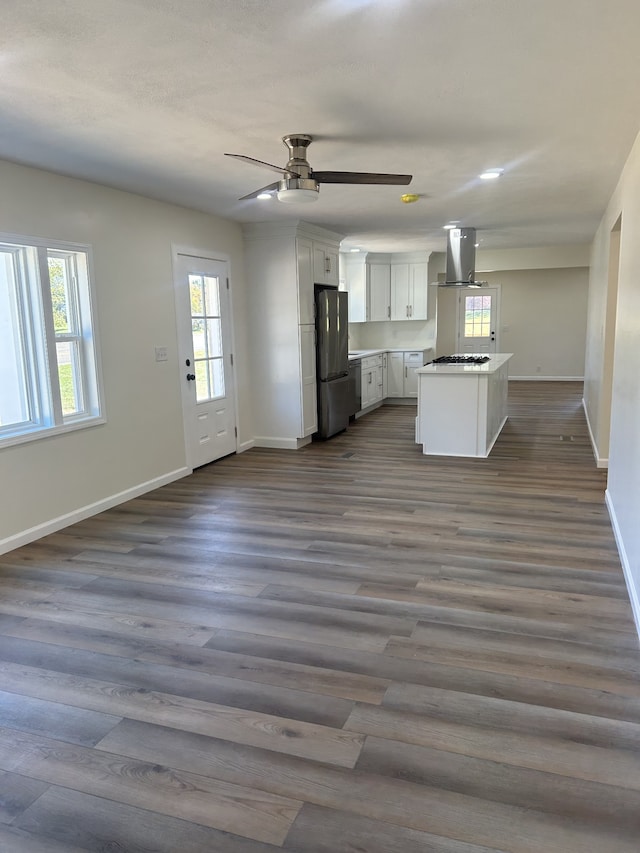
<box><xmin>282</xmin><ymin>134</ymin><xmax>314</xmax><ymax>179</ymax></box>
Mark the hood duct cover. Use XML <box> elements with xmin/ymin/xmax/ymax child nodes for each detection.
<box><xmin>441</xmin><ymin>227</ymin><xmax>487</xmax><ymax>287</ymax></box>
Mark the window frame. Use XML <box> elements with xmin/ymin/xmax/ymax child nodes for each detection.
<box><xmin>0</xmin><ymin>232</ymin><xmax>106</xmax><ymax>449</ymax></box>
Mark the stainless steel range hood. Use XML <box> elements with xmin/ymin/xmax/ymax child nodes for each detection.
<box><xmin>439</xmin><ymin>227</ymin><xmax>487</xmax><ymax>287</ymax></box>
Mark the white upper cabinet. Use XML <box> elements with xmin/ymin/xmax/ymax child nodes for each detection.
<box><xmin>313</xmin><ymin>241</ymin><xmax>339</xmax><ymax>286</ymax></box>
<box><xmin>368</xmin><ymin>264</ymin><xmax>391</xmax><ymax>321</ymax></box>
<box><xmin>296</xmin><ymin>237</ymin><xmax>314</xmax><ymax>324</ymax></box>
<box><xmin>409</xmin><ymin>262</ymin><xmax>428</xmax><ymax>320</ymax></box>
<box><xmin>390</xmin><ymin>263</ymin><xmax>410</xmax><ymax>319</ymax></box>
<box><xmin>342</xmin><ymin>252</ymin><xmax>430</xmax><ymax>323</ymax></box>
<box><xmin>390</xmin><ymin>262</ymin><xmax>428</xmax><ymax>320</ymax></box>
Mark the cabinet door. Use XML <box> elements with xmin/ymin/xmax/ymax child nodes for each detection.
<box><xmin>375</xmin><ymin>364</ymin><xmax>384</xmax><ymax>403</ymax></box>
<box><xmin>299</xmin><ymin>324</ymin><xmax>317</xmax><ymax>436</ymax></box>
<box><xmin>297</xmin><ymin>237</ymin><xmax>315</xmax><ymax>324</ymax></box>
<box><xmin>343</xmin><ymin>257</ymin><xmax>366</xmax><ymax>323</ymax></box>
<box><xmin>313</xmin><ymin>242</ymin><xmax>339</xmax><ymax>286</ymax></box>
<box><xmin>404</xmin><ymin>352</ymin><xmax>423</xmax><ymax>398</ymax></box>
<box><xmin>368</xmin><ymin>264</ymin><xmax>391</xmax><ymax>321</ymax></box>
<box><xmin>360</xmin><ymin>367</ymin><xmax>369</xmax><ymax>407</ymax></box>
<box><xmin>390</xmin><ymin>264</ymin><xmax>410</xmax><ymax>320</ymax></box>
<box><xmin>409</xmin><ymin>262</ymin><xmax>428</xmax><ymax>320</ymax></box>
<box><xmin>382</xmin><ymin>352</ymin><xmax>388</xmax><ymax>398</ymax></box>
<box><xmin>387</xmin><ymin>352</ymin><xmax>404</xmax><ymax>396</ymax></box>
<box><xmin>324</xmin><ymin>247</ymin><xmax>339</xmax><ymax>286</ymax></box>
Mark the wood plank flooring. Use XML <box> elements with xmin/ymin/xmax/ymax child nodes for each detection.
<box><xmin>1</xmin><ymin>381</ymin><xmax>639</xmax><ymax>852</ymax></box>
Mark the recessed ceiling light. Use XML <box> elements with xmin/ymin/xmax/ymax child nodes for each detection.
<box><xmin>257</xmin><ymin>191</ymin><xmax>273</xmax><ymax>200</ymax></box>
<box><xmin>479</xmin><ymin>169</ymin><xmax>504</xmax><ymax>180</ymax></box>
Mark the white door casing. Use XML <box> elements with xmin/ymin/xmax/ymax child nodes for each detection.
<box><xmin>174</xmin><ymin>252</ymin><xmax>237</xmax><ymax>469</ymax></box>
<box><xmin>456</xmin><ymin>286</ymin><xmax>500</xmax><ymax>354</ymax></box>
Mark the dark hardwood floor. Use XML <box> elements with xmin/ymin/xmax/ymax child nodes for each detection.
<box><xmin>1</xmin><ymin>381</ymin><xmax>639</xmax><ymax>852</ymax></box>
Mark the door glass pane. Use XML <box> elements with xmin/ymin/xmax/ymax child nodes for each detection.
<box><xmin>209</xmin><ymin>357</ymin><xmax>225</xmax><ymax>398</ymax></box>
<box><xmin>203</xmin><ymin>275</ymin><xmax>220</xmax><ymax>316</ymax></box>
<box><xmin>195</xmin><ymin>359</ymin><xmax>209</xmax><ymax>402</ymax></box>
<box><xmin>190</xmin><ymin>273</ymin><xmax>225</xmax><ymax>403</ymax></box>
<box><xmin>206</xmin><ymin>318</ymin><xmax>223</xmax><ymax>358</ymax></box>
<box><xmin>189</xmin><ymin>276</ymin><xmax>204</xmax><ymax>316</ymax></box>
<box><xmin>192</xmin><ymin>319</ymin><xmax>206</xmax><ymax>358</ymax></box>
<box><xmin>464</xmin><ymin>294</ymin><xmax>492</xmax><ymax>338</ymax></box>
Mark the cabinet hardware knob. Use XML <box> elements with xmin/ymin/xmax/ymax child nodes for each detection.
<box><xmin>186</xmin><ymin>373</ymin><xmax>196</xmax><ymax>381</ymax></box>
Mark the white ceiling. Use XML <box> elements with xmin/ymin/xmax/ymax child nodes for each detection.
<box><xmin>3</xmin><ymin>0</ymin><xmax>640</xmax><ymax>253</ymax></box>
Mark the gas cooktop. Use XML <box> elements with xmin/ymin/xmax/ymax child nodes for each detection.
<box><xmin>430</xmin><ymin>355</ymin><xmax>491</xmax><ymax>365</ymax></box>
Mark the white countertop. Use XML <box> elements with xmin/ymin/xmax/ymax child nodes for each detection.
<box><xmin>348</xmin><ymin>346</ymin><xmax>434</xmax><ymax>360</ymax></box>
<box><xmin>416</xmin><ymin>353</ymin><xmax>513</xmax><ymax>375</ymax></box>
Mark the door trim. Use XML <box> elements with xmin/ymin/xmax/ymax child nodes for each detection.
<box><xmin>171</xmin><ymin>244</ymin><xmax>241</xmax><ymax>471</ymax></box>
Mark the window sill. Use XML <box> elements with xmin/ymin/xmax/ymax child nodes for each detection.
<box><xmin>0</xmin><ymin>415</ymin><xmax>107</xmax><ymax>450</ymax></box>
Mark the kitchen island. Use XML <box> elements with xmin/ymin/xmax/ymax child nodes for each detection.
<box><xmin>415</xmin><ymin>353</ymin><xmax>513</xmax><ymax>457</ymax></box>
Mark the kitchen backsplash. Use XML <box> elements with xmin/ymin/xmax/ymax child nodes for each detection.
<box><xmin>348</xmin><ymin>319</ymin><xmax>436</xmax><ymax>351</ymax></box>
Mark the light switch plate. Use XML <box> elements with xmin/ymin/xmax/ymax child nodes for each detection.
<box><xmin>155</xmin><ymin>346</ymin><xmax>168</xmax><ymax>362</ymax></box>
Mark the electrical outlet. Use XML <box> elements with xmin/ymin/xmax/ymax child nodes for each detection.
<box><xmin>155</xmin><ymin>346</ymin><xmax>168</xmax><ymax>362</ymax></box>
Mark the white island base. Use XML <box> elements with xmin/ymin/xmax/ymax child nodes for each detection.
<box><xmin>415</xmin><ymin>353</ymin><xmax>513</xmax><ymax>457</ymax></box>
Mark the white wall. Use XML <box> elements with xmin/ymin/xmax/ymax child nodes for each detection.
<box><xmin>584</xmin><ymin>129</ymin><xmax>640</xmax><ymax>635</ymax></box>
<box><xmin>0</xmin><ymin>159</ymin><xmax>251</xmax><ymax>551</ymax></box>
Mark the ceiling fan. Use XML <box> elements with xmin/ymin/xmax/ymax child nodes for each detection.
<box><xmin>225</xmin><ymin>134</ymin><xmax>412</xmax><ymax>203</ymax></box>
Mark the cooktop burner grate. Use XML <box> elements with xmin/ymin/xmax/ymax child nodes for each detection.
<box><xmin>430</xmin><ymin>355</ymin><xmax>491</xmax><ymax>365</ymax></box>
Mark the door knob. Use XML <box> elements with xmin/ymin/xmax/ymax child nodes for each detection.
<box><xmin>186</xmin><ymin>373</ymin><xmax>196</xmax><ymax>381</ymax></box>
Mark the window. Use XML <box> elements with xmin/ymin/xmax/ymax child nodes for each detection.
<box><xmin>0</xmin><ymin>235</ymin><xmax>103</xmax><ymax>446</ymax></box>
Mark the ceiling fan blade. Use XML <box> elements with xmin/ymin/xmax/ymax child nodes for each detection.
<box><xmin>225</xmin><ymin>152</ymin><xmax>297</xmax><ymax>177</ymax></box>
<box><xmin>313</xmin><ymin>171</ymin><xmax>412</xmax><ymax>186</ymax></box>
<box><xmin>238</xmin><ymin>181</ymin><xmax>280</xmax><ymax>201</ymax></box>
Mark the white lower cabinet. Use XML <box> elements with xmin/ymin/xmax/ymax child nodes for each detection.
<box><xmin>382</xmin><ymin>352</ymin><xmax>388</xmax><ymax>398</ymax></box>
<box><xmin>387</xmin><ymin>350</ymin><xmax>427</xmax><ymax>398</ymax></box>
<box><xmin>299</xmin><ymin>324</ymin><xmax>317</xmax><ymax>436</ymax></box>
<box><xmin>387</xmin><ymin>353</ymin><xmax>405</xmax><ymax>397</ymax></box>
<box><xmin>403</xmin><ymin>351</ymin><xmax>424</xmax><ymax>398</ymax></box>
<box><xmin>361</xmin><ymin>354</ymin><xmax>384</xmax><ymax>409</ymax></box>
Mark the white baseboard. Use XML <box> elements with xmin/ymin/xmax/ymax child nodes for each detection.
<box><xmin>582</xmin><ymin>398</ymin><xmax>608</xmax><ymax>468</ymax></box>
<box><xmin>606</xmin><ymin>490</ymin><xmax>640</xmax><ymax>643</ymax></box>
<box><xmin>253</xmin><ymin>436</ymin><xmax>311</xmax><ymax>450</ymax></box>
<box><xmin>510</xmin><ymin>376</ymin><xmax>584</xmax><ymax>381</ymax></box>
<box><xmin>238</xmin><ymin>439</ymin><xmax>255</xmax><ymax>453</ymax></box>
<box><xmin>0</xmin><ymin>467</ymin><xmax>190</xmax><ymax>556</ymax></box>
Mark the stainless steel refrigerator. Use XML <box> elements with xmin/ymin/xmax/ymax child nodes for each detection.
<box><xmin>316</xmin><ymin>288</ymin><xmax>350</xmax><ymax>439</ymax></box>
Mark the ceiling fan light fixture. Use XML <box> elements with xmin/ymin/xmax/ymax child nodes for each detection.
<box><xmin>257</xmin><ymin>191</ymin><xmax>274</xmax><ymax>200</ymax></box>
<box><xmin>276</xmin><ymin>187</ymin><xmax>319</xmax><ymax>203</ymax></box>
<box><xmin>276</xmin><ymin>176</ymin><xmax>319</xmax><ymax>203</ymax></box>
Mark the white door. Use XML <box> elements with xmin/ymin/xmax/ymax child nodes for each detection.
<box><xmin>174</xmin><ymin>253</ymin><xmax>237</xmax><ymax>469</ymax></box>
<box><xmin>457</xmin><ymin>286</ymin><xmax>500</xmax><ymax>353</ymax></box>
